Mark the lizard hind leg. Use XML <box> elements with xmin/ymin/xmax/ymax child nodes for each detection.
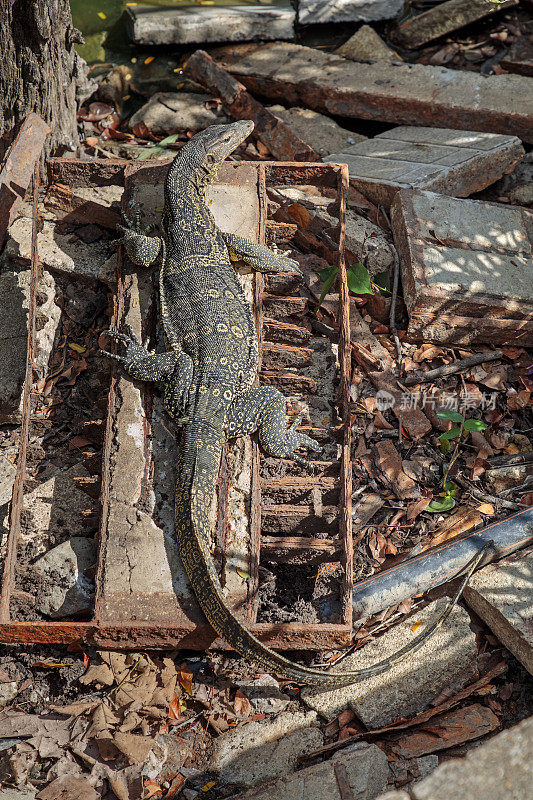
<box><xmin>226</xmin><ymin>386</ymin><xmax>320</xmax><ymax>468</ymax></box>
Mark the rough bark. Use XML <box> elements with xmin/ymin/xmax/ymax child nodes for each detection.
<box><xmin>0</xmin><ymin>0</ymin><xmax>87</xmax><ymax>162</ymax></box>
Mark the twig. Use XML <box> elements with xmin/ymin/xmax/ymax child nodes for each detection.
<box><xmin>488</xmin><ymin>451</ymin><xmax>533</xmax><ymax>468</ymax></box>
<box><xmin>453</xmin><ymin>474</ymin><xmax>522</xmax><ymax>511</ymax></box>
<box><xmin>403</xmin><ymin>350</ymin><xmax>503</xmax><ymax>386</ymax></box>
<box><xmin>389</xmin><ymin>249</ymin><xmax>402</xmax><ymax>370</ymax></box>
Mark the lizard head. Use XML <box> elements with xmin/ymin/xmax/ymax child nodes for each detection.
<box><xmin>198</xmin><ymin>120</ymin><xmax>254</xmax><ymax>168</ymax></box>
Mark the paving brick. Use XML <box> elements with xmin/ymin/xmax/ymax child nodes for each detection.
<box><xmin>126</xmin><ymin>4</ymin><xmax>295</xmax><ymax>46</ymax></box>
<box><xmin>225</xmin><ymin>43</ymin><xmax>533</xmax><ymax>143</ymax></box>
<box><xmin>230</xmin><ymin>742</ymin><xmax>389</xmax><ymax>800</ymax></box>
<box><xmin>326</xmin><ymin>127</ymin><xmax>524</xmax><ymax>209</ymax></box>
<box><xmin>393</xmin><ymin>0</ymin><xmax>518</xmax><ymax>50</ymax></box>
<box><xmin>297</xmin><ymin>0</ymin><xmax>404</xmax><ymax>25</ymax></box>
<box><xmin>463</xmin><ymin>551</ymin><xmax>533</xmax><ymax>675</ymax></box>
<box><xmin>410</xmin><ymin>715</ymin><xmax>533</xmax><ymax>800</ymax></box>
<box><xmin>302</xmin><ymin>599</ymin><xmax>477</xmax><ymax>727</ymax></box>
<box><xmin>391</xmin><ymin>189</ymin><xmax>533</xmax><ymax>346</ymax></box>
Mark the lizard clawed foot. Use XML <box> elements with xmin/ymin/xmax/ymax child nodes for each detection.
<box><xmin>285</xmin><ymin>413</ymin><xmax>320</xmax><ymax>470</ymax></box>
<box><xmin>99</xmin><ymin>327</ymin><xmax>149</xmax><ymax>367</ymax></box>
<box><xmin>120</xmin><ymin>206</ymin><xmax>154</xmax><ymax>237</ymax></box>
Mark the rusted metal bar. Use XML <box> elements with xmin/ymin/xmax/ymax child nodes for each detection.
<box><xmin>0</xmin><ymin>164</ymin><xmax>41</xmax><ymax>622</ymax></box>
<box><xmin>184</xmin><ymin>50</ymin><xmax>320</xmax><ymax>162</ymax></box>
<box><xmin>0</xmin><ymin>113</ymin><xmax>50</xmax><ymax>247</ymax></box>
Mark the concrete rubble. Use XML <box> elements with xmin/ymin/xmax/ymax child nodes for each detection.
<box><xmin>208</xmin><ymin>712</ymin><xmax>323</xmax><ymax>788</ymax></box>
<box><xmin>0</xmin><ymin>454</ymin><xmax>17</xmax><ymax>507</ymax></box>
<box><xmin>129</xmin><ymin>92</ymin><xmax>230</xmax><ymax>135</ymax></box>
<box><xmin>326</xmin><ymin>127</ymin><xmax>524</xmax><ymax>209</ymax></box>
<box><xmin>297</xmin><ymin>0</ymin><xmax>404</xmax><ymax>26</ymax></box>
<box><xmin>464</xmin><ymin>551</ymin><xmax>533</xmax><ymax>675</ymax></box>
<box><xmin>126</xmin><ymin>3</ymin><xmax>295</xmax><ymax>46</ymax></box>
<box><xmin>302</xmin><ymin>599</ymin><xmax>478</xmax><ymax>727</ymax></box>
<box><xmin>335</xmin><ymin>25</ymin><xmax>400</xmax><ymax>63</ymax></box>
<box><xmin>391</xmin><ymin>189</ymin><xmax>533</xmax><ymax>345</ymax></box>
<box><xmin>234</xmin><ymin>675</ymin><xmax>290</xmax><ymax>715</ymax></box>
<box><xmin>229</xmin><ymin>741</ymin><xmax>389</xmax><ymax>800</ymax></box>
<box><xmin>32</xmin><ymin>537</ymin><xmax>96</xmax><ymax>618</ymax></box>
<box><xmin>224</xmin><ymin>43</ymin><xmax>533</xmax><ymax>142</ymax></box>
<box><xmin>268</xmin><ymin>105</ymin><xmax>366</xmax><ymax>157</ymax></box>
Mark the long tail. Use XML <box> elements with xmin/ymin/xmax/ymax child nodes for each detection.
<box><xmin>176</xmin><ymin>420</ymin><xmax>488</xmax><ymax>687</ymax></box>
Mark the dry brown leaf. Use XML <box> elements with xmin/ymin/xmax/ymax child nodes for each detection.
<box><xmin>288</xmin><ymin>203</ymin><xmax>311</xmax><ymax>229</ymax></box>
<box><xmin>177</xmin><ymin>665</ymin><xmax>194</xmax><ymax>696</ymax></box>
<box><xmin>87</xmin><ymin>702</ymin><xmax>120</xmax><ymax>740</ymax></box>
<box><xmin>37</xmin><ymin>775</ymin><xmax>99</xmax><ymax>800</ymax></box>
<box><xmin>48</xmin><ymin>700</ymin><xmax>99</xmax><ymax>717</ymax></box>
<box><xmin>507</xmin><ymin>389</ymin><xmax>531</xmax><ymax>411</ymax></box>
<box><xmin>79</xmin><ymin>663</ymin><xmax>114</xmax><ymax>687</ymax></box>
<box><xmin>413</xmin><ymin>343</ymin><xmax>444</xmax><ymax>363</ymax></box>
<box><xmin>425</xmin><ymin>507</ymin><xmax>482</xmax><ymax>550</ymax></box>
<box><xmin>167</xmin><ymin>692</ymin><xmax>183</xmax><ymax>721</ymax></box>
<box><xmin>233</xmin><ymin>689</ymin><xmax>252</xmax><ymax>717</ymax></box>
<box><xmin>479</xmin><ymin>365</ymin><xmax>508</xmax><ymax>390</ymax></box>
<box><xmin>477</xmin><ymin>502</ymin><xmax>495</xmax><ymax>515</ymax></box>
<box><xmin>112</xmin><ymin>731</ymin><xmax>154</xmax><ymax>764</ymax></box>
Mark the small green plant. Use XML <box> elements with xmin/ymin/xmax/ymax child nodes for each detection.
<box><xmin>426</xmin><ymin>409</ymin><xmax>488</xmax><ymax>513</ymax></box>
<box><xmin>136</xmin><ymin>133</ymin><xmax>181</xmax><ymax>160</ymax></box>
<box><xmin>316</xmin><ymin>261</ymin><xmax>373</xmax><ymax>308</ymax></box>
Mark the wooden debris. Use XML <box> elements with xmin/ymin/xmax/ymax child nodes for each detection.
<box><xmin>350</xmin><ymin>304</ymin><xmax>395</xmax><ymax>372</ymax></box>
<box><xmin>223</xmin><ymin>43</ymin><xmax>533</xmax><ymax>143</ymax></box>
<box><xmin>393</xmin><ymin>0</ymin><xmax>518</xmax><ymax>50</ymax></box>
<box><xmin>403</xmin><ymin>350</ymin><xmax>503</xmax><ymax>386</ymax></box>
<box><xmin>185</xmin><ymin>50</ymin><xmax>320</xmax><ymax>162</ymax></box>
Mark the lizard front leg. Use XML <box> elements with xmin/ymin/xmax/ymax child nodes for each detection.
<box><xmin>221</xmin><ymin>232</ymin><xmax>303</xmax><ymax>278</ymax></box>
<box><xmin>225</xmin><ymin>386</ymin><xmax>320</xmax><ymax>468</ymax></box>
<box><xmin>118</xmin><ymin>209</ymin><xmax>163</xmax><ymax>268</ymax></box>
<box><xmin>100</xmin><ymin>325</ymin><xmax>193</xmax><ymax>419</ymax></box>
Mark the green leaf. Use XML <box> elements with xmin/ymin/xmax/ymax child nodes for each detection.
<box><xmin>439</xmin><ymin>437</ymin><xmax>451</xmax><ymax>455</ymax></box>
<box><xmin>463</xmin><ymin>419</ymin><xmax>488</xmax><ymax>432</ymax></box>
<box><xmin>317</xmin><ymin>266</ymin><xmax>338</xmax><ymax>310</ymax></box>
<box><xmin>346</xmin><ymin>262</ymin><xmax>373</xmax><ymax>295</ymax></box>
<box><xmin>438</xmin><ymin>427</ymin><xmax>462</xmax><ymax>441</ymax></box>
<box><xmin>436</xmin><ymin>410</ymin><xmax>464</xmax><ymax>423</ymax></box>
<box><xmin>136</xmin><ymin>133</ymin><xmax>181</xmax><ymax>160</ymax></box>
<box><xmin>426</xmin><ymin>497</ymin><xmax>456</xmax><ymax>513</ymax></box>
<box><xmin>443</xmin><ymin>481</ymin><xmax>458</xmax><ymax>497</ymax></box>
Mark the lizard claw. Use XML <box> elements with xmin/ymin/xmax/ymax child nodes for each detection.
<box><xmin>286</xmin><ymin>414</ymin><xmax>321</xmax><ymax>469</ymax></box>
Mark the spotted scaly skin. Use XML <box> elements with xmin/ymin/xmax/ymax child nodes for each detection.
<box><xmin>102</xmin><ymin>121</ymin><xmax>487</xmax><ymax>686</ymax></box>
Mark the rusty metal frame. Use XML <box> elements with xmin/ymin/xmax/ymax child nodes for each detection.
<box><xmin>0</xmin><ymin>158</ymin><xmax>353</xmax><ymax>650</ymax></box>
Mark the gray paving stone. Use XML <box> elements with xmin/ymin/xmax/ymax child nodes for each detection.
<box><xmin>268</xmin><ymin>105</ymin><xmax>366</xmax><ymax>157</ymax></box>
<box><xmin>391</xmin><ymin>189</ymin><xmax>533</xmax><ymax>346</ymax></box>
<box><xmin>335</xmin><ymin>25</ymin><xmax>400</xmax><ymax>62</ymax></box>
<box><xmin>298</xmin><ymin>0</ymin><xmax>404</xmax><ymax>25</ymax></box>
<box><xmin>463</xmin><ymin>551</ymin><xmax>533</xmax><ymax>675</ymax></box>
<box><xmin>209</xmin><ymin>712</ymin><xmax>322</xmax><ymax>789</ymax></box>
<box><xmin>326</xmin><ymin>126</ymin><xmax>524</xmax><ymax>208</ymax></box>
<box><xmin>302</xmin><ymin>599</ymin><xmax>477</xmax><ymax>727</ymax></box>
<box><xmin>126</xmin><ymin>4</ymin><xmax>295</xmax><ymax>46</ymax></box>
<box><xmin>410</xmin><ymin>715</ymin><xmax>533</xmax><ymax>800</ymax></box>
<box><xmin>226</xmin><ymin>43</ymin><xmax>533</xmax><ymax>143</ymax></box>
<box><xmin>129</xmin><ymin>92</ymin><xmax>230</xmax><ymax>136</ymax></box>
<box><xmin>230</xmin><ymin>741</ymin><xmax>389</xmax><ymax>800</ymax></box>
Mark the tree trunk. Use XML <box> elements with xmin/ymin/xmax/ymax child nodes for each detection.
<box><xmin>0</xmin><ymin>0</ymin><xmax>88</xmax><ymax>162</ymax></box>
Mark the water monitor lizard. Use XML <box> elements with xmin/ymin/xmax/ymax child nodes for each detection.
<box><xmin>101</xmin><ymin>120</ymin><xmax>486</xmax><ymax>686</ymax></box>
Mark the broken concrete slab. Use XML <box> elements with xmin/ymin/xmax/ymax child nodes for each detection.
<box><xmin>224</xmin><ymin>43</ymin><xmax>533</xmax><ymax>143</ymax></box>
<box><xmin>410</xmin><ymin>715</ymin><xmax>533</xmax><ymax>800</ymax></box>
<box><xmin>335</xmin><ymin>25</ymin><xmax>400</xmax><ymax>63</ymax></box>
<box><xmin>126</xmin><ymin>4</ymin><xmax>295</xmax><ymax>46</ymax></box>
<box><xmin>32</xmin><ymin>537</ymin><xmax>96</xmax><ymax>618</ymax></box>
<box><xmin>268</xmin><ymin>105</ymin><xmax>366</xmax><ymax>157</ymax></box>
<box><xmin>230</xmin><ymin>741</ymin><xmax>389</xmax><ymax>800</ymax></box>
<box><xmin>326</xmin><ymin>127</ymin><xmax>524</xmax><ymax>209</ymax></box>
<box><xmin>5</xmin><ymin>214</ymin><xmax>115</xmax><ymax>285</ymax></box>
<box><xmin>391</xmin><ymin>189</ymin><xmax>533</xmax><ymax>346</ymax></box>
<box><xmin>209</xmin><ymin>712</ymin><xmax>322</xmax><ymax>788</ymax></box>
<box><xmin>297</xmin><ymin>0</ymin><xmax>404</xmax><ymax>25</ymax></box>
<box><xmin>302</xmin><ymin>599</ymin><xmax>477</xmax><ymax>727</ymax></box>
<box><xmin>0</xmin><ymin>269</ymin><xmax>30</xmax><ymax>420</ymax></box>
<box><xmin>463</xmin><ymin>551</ymin><xmax>533</xmax><ymax>675</ymax></box>
<box><xmin>128</xmin><ymin>92</ymin><xmax>230</xmax><ymax>136</ymax></box>
<box><xmin>0</xmin><ymin>456</ymin><xmax>16</xmax><ymax>507</ymax></box>
<box><xmin>234</xmin><ymin>675</ymin><xmax>290</xmax><ymax>715</ymax></box>
<box><xmin>393</xmin><ymin>0</ymin><xmax>518</xmax><ymax>50</ymax></box>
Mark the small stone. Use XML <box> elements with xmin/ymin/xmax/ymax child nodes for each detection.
<box><xmin>33</xmin><ymin>537</ymin><xmax>96</xmax><ymax>618</ymax></box>
<box><xmin>234</xmin><ymin>675</ymin><xmax>290</xmax><ymax>714</ymax></box>
<box><xmin>303</xmin><ymin>600</ymin><xmax>477</xmax><ymax>727</ymax></box>
<box><xmin>464</xmin><ymin>552</ymin><xmax>533</xmax><ymax>675</ymax></box>
<box><xmin>268</xmin><ymin>105</ymin><xmax>366</xmax><ymax>157</ymax></box>
<box><xmin>129</xmin><ymin>92</ymin><xmax>230</xmax><ymax>136</ymax></box>
<box><xmin>209</xmin><ymin>712</ymin><xmax>322</xmax><ymax>788</ymax></box>
<box><xmin>335</xmin><ymin>25</ymin><xmax>399</xmax><ymax>62</ymax></box>
<box><xmin>411</xmin><ymin>716</ymin><xmax>533</xmax><ymax>800</ymax></box>
<box><xmin>510</xmin><ymin>183</ymin><xmax>533</xmax><ymax>207</ymax></box>
<box><xmin>0</xmin><ymin>682</ymin><xmax>18</xmax><ymax>706</ymax></box>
